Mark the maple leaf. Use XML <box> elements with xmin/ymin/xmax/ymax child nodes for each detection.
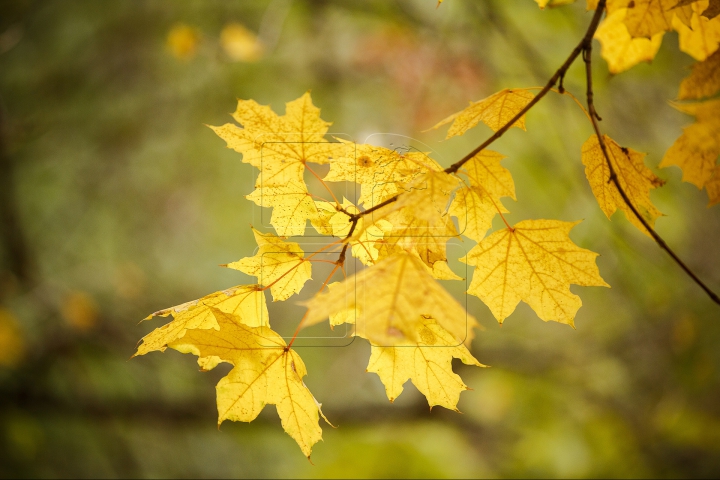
<box><xmin>672</xmin><ymin>5</ymin><xmax>720</xmax><ymax>62</ymax></box>
<box><xmin>678</xmin><ymin>49</ymin><xmax>720</xmax><ymax>99</ymax></box>
<box><xmin>582</xmin><ymin>134</ymin><xmax>665</xmax><ymax>235</ymax></box>
<box><xmin>462</xmin><ymin>220</ymin><xmax>609</xmax><ymax>326</ymax></box>
<box><xmin>302</xmin><ymin>251</ymin><xmax>479</xmax><ymax>346</ymax></box>
<box><xmin>675</xmin><ymin>0</ymin><xmax>720</xmax><ymax>19</ymax></box>
<box><xmin>323</xmin><ymin>139</ymin><xmax>442</xmax><ymax>208</ymax></box>
<box><xmin>366</xmin><ymin>317</ymin><xmax>485</xmax><ymax>411</ymax></box>
<box><xmin>595</xmin><ymin>8</ymin><xmax>664</xmax><ymax>73</ymax></box>
<box><xmin>451</xmin><ymin>149</ymin><xmax>515</xmax><ymax>241</ymax></box>
<box><xmin>226</xmin><ymin>227</ymin><xmax>312</xmax><ymax>301</ymax></box>
<box><xmin>169</xmin><ymin>309</ymin><xmax>324</xmax><ymax>458</ymax></box>
<box><xmin>245</xmin><ymin>180</ymin><xmax>320</xmax><ymax>237</ymax></box>
<box><xmin>601</xmin><ymin>0</ymin><xmax>695</xmax><ymax>37</ymax></box>
<box><xmin>660</xmin><ymin>99</ymin><xmax>720</xmax><ymax>204</ymax></box>
<box><xmin>429</xmin><ymin>88</ymin><xmax>535</xmax><ymax>138</ymax></box>
<box><xmin>135</xmin><ymin>285</ymin><xmax>268</xmax><ymax>356</ymax></box>
<box><xmin>210</xmin><ymin>92</ymin><xmax>346</xmax><ymax>235</ymax></box>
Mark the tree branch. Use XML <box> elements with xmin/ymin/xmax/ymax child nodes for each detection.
<box><xmin>581</xmin><ymin>16</ymin><xmax>720</xmax><ymax>306</ymax></box>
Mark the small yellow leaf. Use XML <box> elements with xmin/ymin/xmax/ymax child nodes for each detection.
<box><xmin>595</xmin><ymin>9</ymin><xmax>664</xmax><ymax>74</ymax></box>
<box><xmin>169</xmin><ymin>309</ymin><xmax>323</xmax><ymax>458</ymax></box>
<box><xmin>136</xmin><ymin>284</ymin><xmax>268</xmax><ymax>356</ymax></box>
<box><xmin>220</xmin><ymin>22</ymin><xmax>263</xmax><ymax>62</ymax></box>
<box><xmin>673</xmin><ymin>4</ymin><xmax>720</xmax><ymax>61</ymax></box>
<box><xmin>430</xmin><ymin>89</ymin><xmax>535</xmax><ymax>138</ymax></box>
<box><xmin>366</xmin><ymin>317</ymin><xmax>485</xmax><ymax>410</ymax></box>
<box><xmin>582</xmin><ymin>134</ymin><xmax>665</xmax><ymax>235</ymax></box>
<box><xmin>302</xmin><ymin>252</ymin><xmax>478</xmax><ymax>346</ymax></box>
<box><xmin>166</xmin><ymin>23</ymin><xmax>200</xmax><ymax>60</ymax></box>
<box><xmin>678</xmin><ymin>49</ymin><xmax>720</xmax><ymax>99</ymax></box>
<box><xmin>462</xmin><ymin>220</ymin><xmax>609</xmax><ymax>326</ymax></box>
<box><xmin>227</xmin><ymin>228</ymin><xmax>312</xmax><ymax>301</ymax></box>
<box><xmin>661</xmin><ymin>99</ymin><xmax>720</xmax><ymax>204</ymax></box>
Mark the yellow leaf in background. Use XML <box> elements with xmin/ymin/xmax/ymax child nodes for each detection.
<box><xmin>430</xmin><ymin>89</ymin><xmax>535</xmax><ymax>138</ymax></box>
<box><xmin>678</xmin><ymin>49</ymin><xmax>720</xmax><ymax>99</ymax></box>
<box><xmin>705</xmin><ymin>166</ymin><xmax>720</xmax><ymax>206</ymax></box>
<box><xmin>61</xmin><ymin>291</ymin><xmax>98</xmax><ymax>331</ymax></box>
<box><xmin>169</xmin><ymin>309</ymin><xmax>323</xmax><ymax>458</ymax></box>
<box><xmin>323</xmin><ymin>139</ymin><xmax>441</xmax><ymax>208</ymax></box>
<box><xmin>245</xmin><ymin>180</ymin><xmax>319</xmax><ymax>237</ymax></box>
<box><xmin>227</xmin><ymin>228</ymin><xmax>312</xmax><ymax>301</ymax></box>
<box><xmin>661</xmin><ymin>99</ymin><xmax>720</xmax><ymax>203</ymax></box>
<box><xmin>673</xmin><ymin>3</ymin><xmax>720</xmax><ymax>61</ymax></box>
<box><xmin>220</xmin><ymin>22</ymin><xmax>264</xmax><ymax>62</ymax></box>
<box><xmin>135</xmin><ymin>285</ymin><xmax>268</xmax><ymax>356</ymax></box>
<box><xmin>582</xmin><ymin>134</ymin><xmax>665</xmax><ymax>235</ymax></box>
<box><xmin>366</xmin><ymin>317</ymin><xmax>485</xmax><ymax>410</ymax></box>
<box><xmin>0</xmin><ymin>309</ymin><xmax>24</xmax><ymax>368</ymax></box>
<box><xmin>166</xmin><ymin>23</ymin><xmax>200</xmax><ymax>60</ymax></box>
<box><xmin>462</xmin><ymin>220</ymin><xmax>609</xmax><ymax>326</ymax></box>
<box><xmin>302</xmin><ymin>251</ymin><xmax>478</xmax><ymax>346</ymax></box>
<box><xmin>595</xmin><ymin>9</ymin><xmax>664</xmax><ymax>74</ymax></box>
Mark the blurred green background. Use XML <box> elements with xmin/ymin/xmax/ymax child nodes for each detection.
<box><xmin>1</xmin><ymin>0</ymin><xmax>719</xmax><ymax>477</ymax></box>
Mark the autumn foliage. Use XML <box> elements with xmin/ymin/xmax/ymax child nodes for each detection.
<box><xmin>136</xmin><ymin>0</ymin><xmax>720</xmax><ymax>458</ymax></box>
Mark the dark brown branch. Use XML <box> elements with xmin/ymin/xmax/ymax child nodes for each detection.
<box><xmin>581</xmin><ymin>11</ymin><xmax>720</xmax><ymax>306</ymax></box>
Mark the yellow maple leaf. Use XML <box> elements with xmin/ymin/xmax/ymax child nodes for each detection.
<box><xmin>429</xmin><ymin>88</ymin><xmax>535</xmax><ymax>139</ymax></box>
<box><xmin>323</xmin><ymin>140</ymin><xmax>441</xmax><ymax>208</ymax></box>
<box><xmin>673</xmin><ymin>2</ymin><xmax>720</xmax><ymax>61</ymax></box>
<box><xmin>450</xmin><ymin>149</ymin><xmax>515</xmax><ymax>241</ymax></box>
<box><xmin>678</xmin><ymin>49</ymin><xmax>720</xmax><ymax>99</ymax></box>
<box><xmin>449</xmin><ymin>186</ymin><xmax>504</xmax><ymax>242</ymax></box>
<box><xmin>582</xmin><ymin>134</ymin><xmax>665</xmax><ymax>235</ymax></box>
<box><xmin>302</xmin><ymin>251</ymin><xmax>478</xmax><ymax>346</ymax></box>
<box><xmin>604</xmin><ymin>0</ymin><xmax>695</xmax><ymax>37</ymax></box>
<box><xmin>227</xmin><ymin>227</ymin><xmax>312</xmax><ymax>301</ymax></box>
<box><xmin>661</xmin><ymin>99</ymin><xmax>720</xmax><ymax>203</ymax></box>
<box><xmin>245</xmin><ymin>180</ymin><xmax>319</xmax><ymax>237</ymax></box>
<box><xmin>135</xmin><ymin>285</ymin><xmax>268</xmax><ymax>356</ymax></box>
<box><xmin>462</xmin><ymin>220</ymin><xmax>609</xmax><ymax>326</ymax></box>
<box><xmin>595</xmin><ymin>8</ymin><xmax>664</xmax><ymax>74</ymax></box>
<box><xmin>210</xmin><ymin>92</ymin><xmax>346</xmax><ymax>235</ymax></box>
<box><xmin>169</xmin><ymin>309</ymin><xmax>323</xmax><ymax>458</ymax></box>
<box><xmin>366</xmin><ymin>317</ymin><xmax>485</xmax><ymax>411</ymax></box>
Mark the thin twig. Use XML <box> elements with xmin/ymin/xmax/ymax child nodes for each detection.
<box><xmin>581</xmin><ymin>15</ymin><xmax>720</xmax><ymax>306</ymax></box>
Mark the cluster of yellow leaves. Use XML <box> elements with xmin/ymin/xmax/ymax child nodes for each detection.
<box><xmin>139</xmin><ymin>88</ymin><xmax>610</xmax><ymax>456</ymax></box>
<box><xmin>582</xmin><ymin>0</ymin><xmax>720</xmax><ymax>206</ymax></box>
